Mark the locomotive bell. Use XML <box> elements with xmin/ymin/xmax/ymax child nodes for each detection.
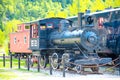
<box><xmin>87</xmin><ymin>16</ymin><xmax>94</xmax><ymax>24</ymax></box>
<box><xmin>85</xmin><ymin>16</ymin><xmax>94</xmax><ymax>25</ymax></box>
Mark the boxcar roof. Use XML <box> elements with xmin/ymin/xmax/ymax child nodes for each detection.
<box><xmin>20</xmin><ymin>8</ymin><xmax>120</xmax><ymax>25</ymax></box>
<box><xmin>65</xmin><ymin>8</ymin><xmax>120</xmax><ymax>19</ymax></box>
<box><xmin>84</xmin><ymin>8</ymin><xmax>120</xmax><ymax>16</ymax></box>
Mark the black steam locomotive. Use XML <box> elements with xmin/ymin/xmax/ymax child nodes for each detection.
<box><xmin>66</xmin><ymin>8</ymin><xmax>120</xmax><ymax>59</ymax></box>
<box><xmin>28</xmin><ymin>14</ymin><xmax>111</xmax><ymax>73</ymax></box>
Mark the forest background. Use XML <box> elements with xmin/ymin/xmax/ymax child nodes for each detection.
<box><xmin>0</xmin><ymin>0</ymin><xmax>120</xmax><ymax>54</ymax></box>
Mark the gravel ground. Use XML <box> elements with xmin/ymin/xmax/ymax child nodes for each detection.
<box><xmin>11</xmin><ymin>70</ymin><xmax>120</xmax><ymax>80</ymax></box>
<box><xmin>1</xmin><ymin>67</ymin><xmax>120</xmax><ymax>80</ymax></box>
<box><xmin>1</xmin><ymin>64</ymin><xmax>120</xmax><ymax>80</ymax></box>
<box><xmin>26</xmin><ymin>66</ymin><xmax>120</xmax><ymax>80</ymax></box>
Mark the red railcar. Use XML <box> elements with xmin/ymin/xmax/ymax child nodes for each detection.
<box><xmin>10</xmin><ymin>23</ymin><xmax>32</xmax><ymax>57</ymax></box>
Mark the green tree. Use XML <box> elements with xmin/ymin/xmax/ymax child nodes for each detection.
<box><xmin>0</xmin><ymin>0</ymin><xmax>120</xmax><ymax>54</ymax></box>
<box><xmin>0</xmin><ymin>0</ymin><xmax>6</xmax><ymax>31</ymax></box>
<box><xmin>0</xmin><ymin>29</ymin><xmax>5</xmax><ymax>46</ymax></box>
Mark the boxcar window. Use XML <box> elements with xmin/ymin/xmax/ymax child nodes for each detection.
<box><xmin>24</xmin><ymin>36</ymin><xmax>27</xmax><ymax>43</ymax></box>
<box><xmin>18</xmin><ymin>26</ymin><xmax>21</xmax><ymax>31</ymax></box>
<box><xmin>25</xmin><ymin>26</ymin><xmax>30</xmax><ymax>30</ymax></box>
<box><xmin>14</xmin><ymin>37</ymin><xmax>16</xmax><ymax>44</ymax></box>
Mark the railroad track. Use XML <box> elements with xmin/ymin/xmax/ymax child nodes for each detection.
<box><xmin>0</xmin><ymin>56</ymin><xmax>119</xmax><ymax>76</ymax></box>
<box><xmin>29</xmin><ymin>66</ymin><xmax>115</xmax><ymax>77</ymax></box>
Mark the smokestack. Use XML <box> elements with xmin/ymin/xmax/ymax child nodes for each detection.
<box><xmin>78</xmin><ymin>13</ymin><xmax>84</xmax><ymax>28</ymax></box>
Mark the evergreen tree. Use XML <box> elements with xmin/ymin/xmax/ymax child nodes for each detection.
<box><xmin>0</xmin><ymin>0</ymin><xmax>120</xmax><ymax>54</ymax></box>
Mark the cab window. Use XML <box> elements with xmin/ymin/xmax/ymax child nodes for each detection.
<box><xmin>31</xmin><ymin>24</ymin><xmax>38</xmax><ymax>38</ymax></box>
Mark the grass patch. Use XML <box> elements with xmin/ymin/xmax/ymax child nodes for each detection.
<box><xmin>0</xmin><ymin>57</ymin><xmax>49</xmax><ymax>80</ymax></box>
<box><xmin>0</xmin><ymin>67</ymin><xmax>49</xmax><ymax>80</ymax></box>
<box><xmin>0</xmin><ymin>69</ymin><xmax>17</xmax><ymax>80</ymax></box>
<box><xmin>0</xmin><ymin>58</ymin><xmax>26</xmax><ymax>69</ymax></box>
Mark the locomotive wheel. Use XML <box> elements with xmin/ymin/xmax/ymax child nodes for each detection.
<box><xmin>51</xmin><ymin>53</ymin><xmax>60</xmax><ymax>69</ymax></box>
<box><xmin>62</xmin><ymin>53</ymin><xmax>70</xmax><ymax>71</ymax></box>
<box><xmin>25</xmin><ymin>58</ymin><xmax>33</xmax><ymax>67</ymax></box>
<box><xmin>62</xmin><ymin>53</ymin><xmax>69</xmax><ymax>63</ymax></box>
<box><xmin>40</xmin><ymin>56</ymin><xmax>47</xmax><ymax>68</ymax></box>
<box><xmin>75</xmin><ymin>65</ymin><xmax>82</xmax><ymax>73</ymax></box>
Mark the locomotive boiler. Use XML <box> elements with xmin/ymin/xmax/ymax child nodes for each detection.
<box><xmin>29</xmin><ymin>17</ymin><xmax>112</xmax><ymax>73</ymax></box>
<box><xmin>49</xmin><ymin>20</ymin><xmax>99</xmax><ymax>52</ymax></box>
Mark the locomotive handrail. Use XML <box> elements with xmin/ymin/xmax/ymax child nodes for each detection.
<box><xmin>108</xmin><ymin>12</ymin><xmax>112</xmax><ymax>22</ymax></box>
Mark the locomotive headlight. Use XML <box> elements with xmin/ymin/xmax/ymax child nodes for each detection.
<box><xmin>88</xmin><ymin>36</ymin><xmax>97</xmax><ymax>44</ymax></box>
<box><xmin>83</xmin><ymin>31</ymin><xmax>97</xmax><ymax>45</ymax></box>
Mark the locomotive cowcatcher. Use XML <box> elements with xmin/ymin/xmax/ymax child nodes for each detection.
<box><xmin>28</xmin><ymin>16</ymin><xmax>112</xmax><ymax>73</ymax></box>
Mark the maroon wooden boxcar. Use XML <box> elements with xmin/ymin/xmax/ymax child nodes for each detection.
<box><xmin>10</xmin><ymin>23</ymin><xmax>32</xmax><ymax>57</ymax></box>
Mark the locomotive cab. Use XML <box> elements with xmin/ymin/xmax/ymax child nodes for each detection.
<box><xmin>29</xmin><ymin>21</ymin><xmax>40</xmax><ymax>50</ymax></box>
<box><xmin>29</xmin><ymin>18</ymin><xmax>67</xmax><ymax>51</ymax></box>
